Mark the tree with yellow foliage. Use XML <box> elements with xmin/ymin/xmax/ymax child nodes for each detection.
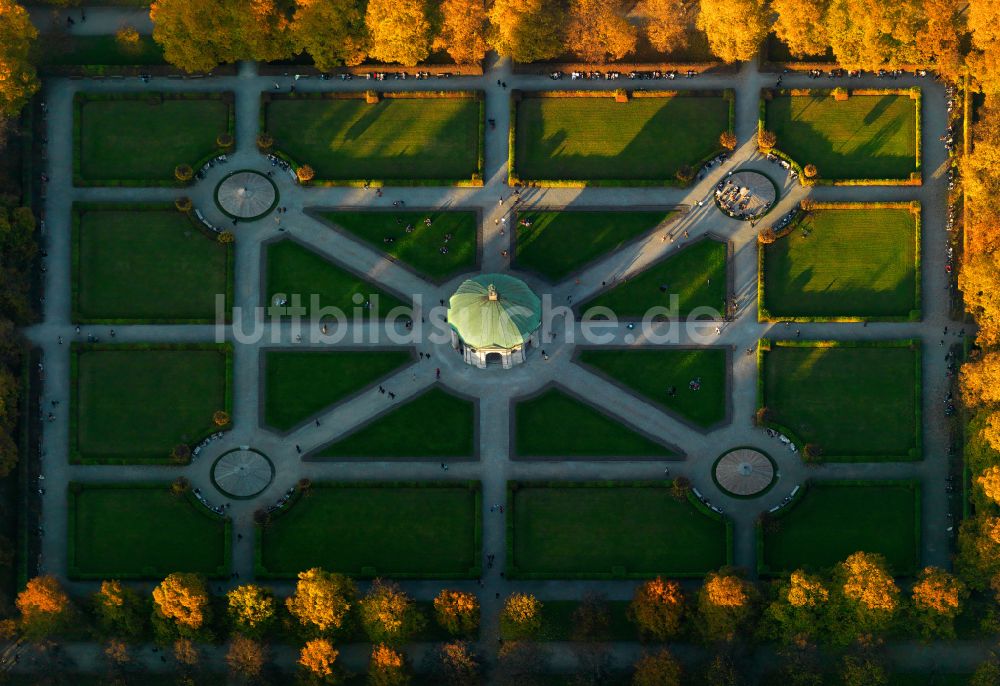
<box><xmin>227</xmin><ymin>584</ymin><xmax>276</xmax><ymax>638</ymax></box>
<box><xmin>369</xmin><ymin>644</ymin><xmax>409</xmax><ymax>686</ymax></box>
<box><xmin>433</xmin><ymin>589</ymin><xmax>480</xmax><ymax>636</ymax></box>
<box><xmin>291</xmin><ymin>0</ymin><xmax>369</xmax><ymax>70</ymax></box>
<box><xmin>636</xmin><ymin>0</ymin><xmax>690</xmax><ymax>55</ymax></box>
<box><xmin>823</xmin><ymin>0</ymin><xmax>924</xmax><ymax>71</ymax></box>
<box><xmin>909</xmin><ymin>566</ymin><xmax>967</xmax><ymax>639</ymax></box>
<box><xmin>696</xmin><ymin>569</ymin><xmax>758</xmax><ymax>642</ymax></box>
<box><xmin>358</xmin><ymin>579</ymin><xmax>426</xmax><ymax>646</ymax></box>
<box><xmin>632</xmin><ymin>648</ymin><xmax>682</xmax><ymax>686</ymax></box>
<box><xmin>16</xmin><ymin>575</ymin><xmax>73</xmax><ymax>641</ymax></box>
<box><xmin>93</xmin><ymin>580</ymin><xmax>146</xmax><ymax>641</ymax></box>
<box><xmin>627</xmin><ymin>577</ymin><xmax>686</xmax><ymax>641</ymax></box>
<box><xmin>962</xmin><ymin>352</ymin><xmax>1000</xmax><ymax>406</ymax></box>
<box><xmin>961</xmin><ymin>101</ymin><xmax>1000</xmax><ymax>255</ymax></box>
<box><xmin>150</xmin><ymin>0</ymin><xmax>294</xmax><ymax>73</ymax></box>
<box><xmin>771</xmin><ymin>0</ymin><xmax>829</xmax><ymax>59</ymax></box>
<box><xmin>982</xmin><ymin>411</ymin><xmax>1000</xmax><ymax>453</ymax></box>
<box><xmin>434</xmin><ymin>0</ymin><xmax>488</xmax><ymax>65</ymax></box>
<box><xmin>956</xmin><ymin>515</ymin><xmax>1000</xmax><ymax>589</ymax></box>
<box><xmin>696</xmin><ymin>0</ymin><xmax>769</xmax><ymax>64</ymax></box>
<box><xmin>565</xmin><ymin>0</ymin><xmax>638</xmax><ymax>63</ymax></box>
<box><xmin>760</xmin><ymin>570</ymin><xmax>830</xmax><ymax>644</ymax></box>
<box><xmin>364</xmin><ymin>0</ymin><xmax>431</xmax><ymax>66</ymax></box>
<box><xmin>487</xmin><ymin>0</ymin><xmax>565</xmax><ymax>63</ymax></box>
<box><xmin>968</xmin><ymin>0</ymin><xmax>1000</xmax><ymax>94</ymax></box>
<box><xmin>151</xmin><ymin>573</ymin><xmax>211</xmax><ymax>640</ymax></box>
<box><xmin>299</xmin><ymin>638</ymin><xmax>341</xmax><ymax>684</ymax></box>
<box><xmin>960</xmin><ymin>256</ymin><xmax>1000</xmax><ymax>348</ymax></box>
<box><xmin>978</xmin><ymin>466</ymin><xmax>1000</xmax><ymax>506</ymax></box>
<box><xmin>500</xmin><ymin>592</ymin><xmax>543</xmax><ymax>639</ymax></box>
<box><xmin>827</xmin><ymin>552</ymin><xmax>899</xmax><ymax>646</ymax></box>
<box><xmin>916</xmin><ymin>0</ymin><xmax>965</xmax><ymax>82</ymax></box>
<box><xmin>0</xmin><ymin>0</ymin><xmax>38</xmax><ymax>119</ymax></box>
<box><xmin>286</xmin><ymin>568</ymin><xmax>357</xmax><ymax>637</ymax></box>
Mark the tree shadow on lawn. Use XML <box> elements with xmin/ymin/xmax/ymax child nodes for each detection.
<box><xmin>766</xmin><ymin>257</ymin><xmax>915</xmax><ymax>317</ymax></box>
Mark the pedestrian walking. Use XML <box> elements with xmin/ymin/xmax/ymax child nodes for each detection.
<box><xmin>295</xmin><ymin>444</ymin><xmax>302</xmax><ymax>454</ymax></box>
<box><xmin>436</xmin><ymin>368</ymin><xmax>441</xmax><ymax>379</ymax></box>
<box><xmin>388</xmin><ymin>392</ymin><xmax>395</xmax><ymax>399</ymax></box>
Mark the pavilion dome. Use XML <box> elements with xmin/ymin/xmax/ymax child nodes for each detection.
<box><xmin>447</xmin><ymin>274</ymin><xmax>542</xmax><ymax>350</ymax></box>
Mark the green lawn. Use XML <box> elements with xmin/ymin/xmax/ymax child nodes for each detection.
<box><xmin>579</xmin><ymin>238</ymin><xmax>727</xmax><ymax>318</ymax></box>
<box><xmin>265</xmin><ymin>239</ymin><xmax>407</xmax><ymax>317</ymax></box>
<box><xmin>69</xmin><ymin>484</ymin><xmax>229</xmax><ymax>579</ymax></box>
<box><xmin>761</xmin><ymin>481</ymin><xmax>920</xmax><ymax>575</ymax></box>
<box><xmin>766</xmin><ymin>93</ymin><xmax>919</xmax><ymax>180</ymax></box>
<box><xmin>515</xmin><ymin>387</ymin><xmax>673</xmax><ymax>458</ymax></box>
<box><xmin>74</xmin><ymin>206</ymin><xmax>230</xmax><ymax>322</ymax></box>
<box><xmin>72</xmin><ymin>345</ymin><xmax>229</xmax><ymax>464</ymax></box>
<box><xmin>77</xmin><ymin>94</ymin><xmax>230</xmax><ymax>182</ymax></box>
<box><xmin>762</xmin><ymin>206</ymin><xmax>919</xmax><ymax>319</ymax></box>
<box><xmin>258</xmin><ymin>483</ymin><xmax>480</xmax><ymax>578</ymax></box>
<box><xmin>515</xmin><ymin>210</ymin><xmax>674</xmax><ymax>282</ymax></box>
<box><xmin>318</xmin><ymin>210</ymin><xmax>477</xmax><ymax>281</ymax></box>
<box><xmin>316</xmin><ymin>387</ymin><xmax>475</xmax><ymax>459</ymax></box>
<box><xmin>265</xmin><ymin>95</ymin><xmax>481</xmax><ymax>182</ymax></box>
<box><xmin>762</xmin><ymin>342</ymin><xmax>920</xmax><ymax>460</ymax></box>
<box><xmin>509</xmin><ymin>483</ymin><xmax>730</xmax><ymax>577</ymax></box>
<box><xmin>37</xmin><ymin>34</ymin><xmax>166</xmax><ymax>67</ymax></box>
<box><xmin>576</xmin><ymin>348</ymin><xmax>727</xmax><ymax>428</ymax></box>
<box><xmin>263</xmin><ymin>350</ymin><xmax>412</xmax><ymax>432</ymax></box>
<box><xmin>514</xmin><ymin>93</ymin><xmax>730</xmax><ymax>182</ymax></box>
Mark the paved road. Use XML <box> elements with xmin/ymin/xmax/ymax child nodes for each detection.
<box><xmin>21</xmin><ymin>48</ymin><xmax>960</xmax><ymax>675</ymax></box>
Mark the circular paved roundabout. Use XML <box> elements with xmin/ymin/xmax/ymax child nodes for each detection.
<box><xmin>712</xmin><ymin>448</ymin><xmax>777</xmax><ymax>498</ymax></box>
<box><xmin>211</xmin><ymin>447</ymin><xmax>275</xmax><ymax>499</ymax></box>
<box><xmin>215</xmin><ymin>169</ymin><xmax>279</xmax><ymax>220</ymax></box>
<box><xmin>714</xmin><ymin>169</ymin><xmax>778</xmax><ymax>221</ymax></box>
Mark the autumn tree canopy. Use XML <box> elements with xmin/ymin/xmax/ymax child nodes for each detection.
<box><xmin>226</xmin><ymin>635</ymin><xmax>267</xmax><ymax>680</ymax></box>
<box><xmin>772</xmin><ymin>0</ymin><xmax>830</xmax><ymax>58</ymax></box>
<box><xmin>16</xmin><ymin>575</ymin><xmax>73</xmax><ymax>641</ymax></box>
<box><xmin>291</xmin><ymin>0</ymin><xmax>369</xmax><ymax>70</ymax></box>
<box><xmin>369</xmin><ymin>644</ymin><xmax>409</xmax><ymax>686</ymax></box>
<box><xmin>285</xmin><ymin>568</ymin><xmax>357</xmax><ymax>636</ymax></box>
<box><xmin>93</xmin><ymin>580</ymin><xmax>146</xmax><ymax>641</ymax></box>
<box><xmin>499</xmin><ymin>592</ymin><xmax>543</xmax><ymax>639</ymax></box>
<box><xmin>488</xmin><ymin>0</ymin><xmax>565</xmax><ymax>63</ymax></box>
<box><xmin>627</xmin><ymin>577</ymin><xmax>686</xmax><ymax>641</ymax></box>
<box><xmin>916</xmin><ymin>0</ymin><xmax>966</xmax><ymax>82</ymax></box>
<box><xmin>566</xmin><ymin>0</ymin><xmax>638</xmax><ymax>64</ymax></box>
<box><xmin>632</xmin><ymin>648</ymin><xmax>683</xmax><ymax>686</ymax></box>
<box><xmin>227</xmin><ymin>584</ymin><xmax>276</xmax><ymax>638</ymax></box>
<box><xmin>152</xmin><ymin>573</ymin><xmax>212</xmax><ymax>640</ymax></box>
<box><xmin>0</xmin><ymin>0</ymin><xmax>38</xmax><ymax>119</ymax></box>
<box><xmin>696</xmin><ymin>569</ymin><xmax>758</xmax><ymax>642</ymax></box>
<box><xmin>434</xmin><ymin>0</ymin><xmax>488</xmax><ymax>65</ymax></box>
<box><xmin>637</xmin><ymin>0</ymin><xmax>691</xmax><ymax>55</ymax></box>
<box><xmin>365</xmin><ymin>0</ymin><xmax>432</xmax><ymax>66</ymax></box>
<box><xmin>299</xmin><ymin>638</ymin><xmax>340</xmax><ymax>683</ymax></box>
<box><xmin>909</xmin><ymin>566</ymin><xmax>967</xmax><ymax>639</ymax></box>
<box><xmin>761</xmin><ymin>570</ymin><xmax>830</xmax><ymax>644</ymax></box>
<box><xmin>358</xmin><ymin>579</ymin><xmax>426</xmax><ymax>646</ymax></box>
<box><xmin>969</xmin><ymin>0</ymin><xmax>1000</xmax><ymax>94</ymax></box>
<box><xmin>827</xmin><ymin>552</ymin><xmax>899</xmax><ymax>646</ymax></box>
<box><xmin>823</xmin><ymin>0</ymin><xmax>925</xmax><ymax>70</ymax></box>
<box><xmin>696</xmin><ymin>0</ymin><xmax>770</xmax><ymax>64</ymax></box>
<box><xmin>433</xmin><ymin>589</ymin><xmax>480</xmax><ymax>636</ymax></box>
<box><xmin>962</xmin><ymin>352</ymin><xmax>1000</xmax><ymax>407</ymax></box>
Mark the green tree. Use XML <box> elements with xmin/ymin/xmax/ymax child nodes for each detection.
<box><xmin>696</xmin><ymin>569</ymin><xmax>759</xmax><ymax>642</ymax></box>
<box><xmin>93</xmin><ymin>580</ymin><xmax>147</xmax><ymax>641</ymax></box>
<box><xmin>488</xmin><ymin>0</ymin><xmax>565</xmax><ymax>63</ymax></box>
<box><xmin>759</xmin><ymin>570</ymin><xmax>830</xmax><ymax>644</ymax></box>
<box><xmin>827</xmin><ymin>552</ymin><xmax>899</xmax><ymax>646</ymax></box>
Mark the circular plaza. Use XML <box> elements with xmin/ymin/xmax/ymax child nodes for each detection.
<box><xmin>215</xmin><ymin>169</ymin><xmax>279</xmax><ymax>220</ymax></box>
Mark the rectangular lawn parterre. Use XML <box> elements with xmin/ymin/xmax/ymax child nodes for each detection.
<box><xmin>513</xmin><ymin>91</ymin><xmax>731</xmax><ymax>184</ymax></box>
<box><xmin>761</xmin><ymin>205</ymin><xmax>920</xmax><ymax>320</ymax></box>
<box><xmin>760</xmin><ymin>481</ymin><xmax>920</xmax><ymax>575</ymax></box>
<box><xmin>761</xmin><ymin>341</ymin><xmax>920</xmax><ymax>461</ymax></box>
<box><xmin>73</xmin><ymin>204</ymin><xmax>232</xmax><ymax>322</ymax></box>
<box><xmin>765</xmin><ymin>91</ymin><xmax>919</xmax><ymax>181</ymax></box>
<box><xmin>264</xmin><ymin>93</ymin><xmax>483</xmax><ymax>184</ymax></box>
<box><xmin>509</xmin><ymin>482</ymin><xmax>731</xmax><ymax>578</ymax></box>
<box><xmin>68</xmin><ymin>483</ymin><xmax>230</xmax><ymax>579</ymax></box>
<box><xmin>72</xmin><ymin>344</ymin><xmax>231</xmax><ymax>464</ymax></box>
<box><xmin>258</xmin><ymin>483</ymin><xmax>481</xmax><ymax>578</ymax></box>
<box><xmin>76</xmin><ymin>92</ymin><xmax>232</xmax><ymax>184</ymax></box>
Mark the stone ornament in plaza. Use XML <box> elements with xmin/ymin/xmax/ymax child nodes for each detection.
<box><xmin>713</xmin><ymin>448</ymin><xmax>776</xmax><ymax>497</ymax></box>
<box><xmin>447</xmin><ymin>274</ymin><xmax>541</xmax><ymax>369</ymax></box>
<box><xmin>215</xmin><ymin>169</ymin><xmax>278</xmax><ymax>220</ymax></box>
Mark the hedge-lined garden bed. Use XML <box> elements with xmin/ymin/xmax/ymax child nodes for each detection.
<box><xmin>74</xmin><ymin>92</ymin><xmax>234</xmax><ymax>186</ymax></box>
<box><xmin>256</xmin><ymin>482</ymin><xmax>481</xmax><ymax>579</ymax></box>
<box><xmin>758</xmin><ymin>339</ymin><xmax>921</xmax><ymax>462</ymax></box>
<box><xmin>70</xmin><ymin>343</ymin><xmax>232</xmax><ymax>464</ymax></box>
<box><xmin>263</xmin><ymin>91</ymin><xmax>484</xmax><ymax>186</ymax></box>
<box><xmin>507</xmin><ymin>481</ymin><xmax>732</xmax><ymax>578</ymax></box>
<box><xmin>67</xmin><ymin>482</ymin><xmax>231</xmax><ymax>579</ymax></box>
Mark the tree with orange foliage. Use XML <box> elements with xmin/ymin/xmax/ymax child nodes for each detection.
<box><xmin>909</xmin><ymin>566</ymin><xmax>967</xmax><ymax>639</ymax></box>
<box><xmin>173</xmin><ymin>638</ymin><xmax>200</xmax><ymax>668</ymax></box>
<box><xmin>434</xmin><ymin>0</ymin><xmax>488</xmax><ymax>65</ymax></box>
<box><xmin>761</xmin><ymin>570</ymin><xmax>830</xmax><ymax>644</ymax></box>
<box><xmin>982</xmin><ymin>412</ymin><xmax>1000</xmax><ymax>453</ymax></box>
<box><xmin>500</xmin><ymin>592</ymin><xmax>542</xmax><ymax>639</ymax></box>
<box><xmin>960</xmin><ymin>255</ymin><xmax>1000</xmax><ymax>348</ymax></box>
<box><xmin>565</xmin><ymin>0</ymin><xmax>638</xmax><ymax>63</ymax></box>
<box><xmin>285</xmin><ymin>568</ymin><xmax>357</xmax><ymax>637</ymax></box>
<box><xmin>226</xmin><ymin>635</ymin><xmax>267</xmax><ymax>680</ymax></box>
<box><xmin>961</xmin><ymin>352</ymin><xmax>1000</xmax><ymax>406</ymax></box>
<box><xmin>636</xmin><ymin>0</ymin><xmax>691</xmax><ymax>55</ymax></box>
<box><xmin>956</xmin><ymin>515</ymin><xmax>1000</xmax><ymax>589</ymax></box>
<box><xmin>627</xmin><ymin>577</ymin><xmax>686</xmax><ymax>641</ymax></box>
<box><xmin>961</xmin><ymin>101</ymin><xmax>1000</xmax><ymax>255</ymax></box>
<box><xmin>771</xmin><ymin>0</ymin><xmax>829</xmax><ymax>58</ymax></box>
<box><xmin>916</xmin><ymin>0</ymin><xmax>965</xmax><ymax>82</ymax></box>
<box><xmin>487</xmin><ymin>0</ymin><xmax>565</xmax><ymax>63</ymax></box>
<box><xmin>696</xmin><ymin>0</ymin><xmax>769</xmax><ymax>64</ymax></box>
<box><xmin>150</xmin><ymin>0</ymin><xmax>294</xmax><ymax>73</ymax></box>
<box><xmin>291</xmin><ymin>0</ymin><xmax>369</xmax><ymax>70</ymax></box>
<box><xmin>968</xmin><ymin>0</ymin><xmax>1000</xmax><ymax>94</ymax></box>
<box><xmin>364</xmin><ymin>0</ymin><xmax>431</xmax><ymax>66</ymax></box>
<box><xmin>151</xmin><ymin>573</ymin><xmax>212</xmax><ymax>640</ymax></box>
<box><xmin>300</xmin><ymin>638</ymin><xmax>341</xmax><ymax>684</ymax></box>
<box><xmin>227</xmin><ymin>584</ymin><xmax>276</xmax><ymax>638</ymax></box>
<box><xmin>93</xmin><ymin>580</ymin><xmax>146</xmax><ymax>641</ymax></box>
<box><xmin>16</xmin><ymin>575</ymin><xmax>73</xmax><ymax>641</ymax></box>
<box><xmin>433</xmin><ymin>589</ymin><xmax>480</xmax><ymax>636</ymax></box>
<box><xmin>432</xmin><ymin>641</ymin><xmax>479</xmax><ymax>685</ymax></box>
<box><xmin>0</xmin><ymin>0</ymin><xmax>38</xmax><ymax>119</ymax></box>
<box><xmin>828</xmin><ymin>552</ymin><xmax>899</xmax><ymax>646</ymax></box>
<box><xmin>696</xmin><ymin>569</ymin><xmax>758</xmax><ymax>642</ymax></box>
<box><xmin>369</xmin><ymin>644</ymin><xmax>409</xmax><ymax>686</ymax></box>
<box><xmin>632</xmin><ymin>648</ymin><xmax>682</xmax><ymax>686</ymax></box>
<box><xmin>978</xmin><ymin>466</ymin><xmax>1000</xmax><ymax>506</ymax></box>
<box><xmin>358</xmin><ymin>579</ymin><xmax>426</xmax><ymax>646</ymax></box>
<box><xmin>823</xmin><ymin>0</ymin><xmax>924</xmax><ymax>71</ymax></box>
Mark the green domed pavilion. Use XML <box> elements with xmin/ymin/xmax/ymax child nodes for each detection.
<box><xmin>447</xmin><ymin>274</ymin><xmax>542</xmax><ymax>368</ymax></box>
